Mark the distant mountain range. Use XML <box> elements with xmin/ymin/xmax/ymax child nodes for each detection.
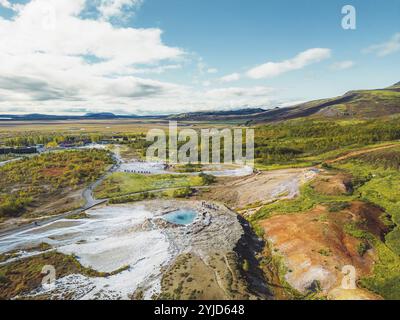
<box><xmin>167</xmin><ymin>108</ymin><xmax>267</xmax><ymax>121</ymax></box>
<box><xmin>1</xmin><ymin>82</ymin><xmax>399</xmax><ymax>123</ymax></box>
<box><xmin>0</xmin><ymin>112</ymin><xmax>162</xmax><ymax>121</ymax></box>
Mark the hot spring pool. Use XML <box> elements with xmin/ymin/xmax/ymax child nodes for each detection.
<box><xmin>163</xmin><ymin>209</ymin><xmax>197</xmax><ymax>226</ymax></box>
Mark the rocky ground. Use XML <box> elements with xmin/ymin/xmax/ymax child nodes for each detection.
<box><xmin>194</xmin><ymin>168</ymin><xmax>318</xmax><ymax>215</ymax></box>
<box><xmin>0</xmin><ymin>199</ymin><xmax>270</xmax><ymax>300</ymax></box>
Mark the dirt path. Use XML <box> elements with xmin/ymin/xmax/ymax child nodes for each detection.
<box><xmin>0</xmin><ymin>158</ymin><xmax>21</xmax><ymax>167</ymax></box>
<box><xmin>326</xmin><ymin>143</ymin><xmax>398</xmax><ymax>164</ymax></box>
<box><xmin>198</xmin><ymin>255</ymin><xmax>230</xmax><ymax>299</ymax></box>
<box><xmin>223</xmin><ymin>254</ymin><xmax>237</xmax><ymax>282</ymax></box>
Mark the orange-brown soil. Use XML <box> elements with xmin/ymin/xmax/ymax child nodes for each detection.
<box><xmin>259</xmin><ymin>201</ymin><xmax>387</xmax><ymax>299</ymax></box>
<box><xmin>311</xmin><ymin>173</ymin><xmax>353</xmax><ymax>196</ymax></box>
<box><xmin>40</xmin><ymin>167</ymin><xmax>67</xmax><ymax>177</ymax></box>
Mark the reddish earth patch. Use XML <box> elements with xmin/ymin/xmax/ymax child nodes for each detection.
<box><xmin>259</xmin><ymin>201</ymin><xmax>386</xmax><ymax>299</ymax></box>
<box><xmin>311</xmin><ymin>173</ymin><xmax>353</xmax><ymax>196</ymax></box>
<box><xmin>350</xmin><ymin>202</ymin><xmax>390</xmax><ymax>240</ymax></box>
<box><xmin>40</xmin><ymin>167</ymin><xmax>67</xmax><ymax>177</ymax></box>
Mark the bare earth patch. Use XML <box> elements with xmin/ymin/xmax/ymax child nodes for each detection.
<box><xmin>259</xmin><ymin>202</ymin><xmax>386</xmax><ymax>299</ymax></box>
<box><xmin>158</xmin><ymin>252</ymin><xmax>253</xmax><ymax>300</ymax></box>
<box><xmin>311</xmin><ymin>172</ymin><xmax>353</xmax><ymax>196</ymax></box>
<box><xmin>195</xmin><ymin>168</ymin><xmax>317</xmax><ymax>213</ymax></box>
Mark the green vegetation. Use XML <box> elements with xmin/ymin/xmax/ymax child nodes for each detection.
<box><xmin>360</xmin><ymin>240</ymin><xmax>400</xmax><ymax>300</ymax></box>
<box><xmin>172</xmin><ymin>187</ymin><xmax>195</xmax><ymax>198</ymax></box>
<box><xmin>109</xmin><ymin>186</ymin><xmax>204</xmax><ymax>204</ymax></box>
<box><xmin>199</xmin><ymin>173</ymin><xmax>216</xmax><ymax>185</ymax></box>
<box><xmin>0</xmin><ymin>154</ymin><xmax>16</xmax><ymax>162</ymax></box>
<box><xmin>318</xmin><ymin>248</ymin><xmax>332</xmax><ymax>257</ymax></box>
<box><xmin>342</xmin><ymin>220</ymin><xmax>400</xmax><ymax>300</ymax></box>
<box><xmin>242</xmin><ymin>259</ymin><xmax>250</xmax><ymax>272</ymax></box>
<box><xmin>328</xmin><ymin>148</ymin><xmax>400</xmax><ymax>299</ymax></box>
<box><xmin>357</xmin><ymin>241</ymin><xmax>371</xmax><ymax>257</ymax></box>
<box><xmin>0</xmin><ymin>150</ymin><xmax>113</xmax><ymax>219</ymax></box>
<box><xmin>95</xmin><ymin>173</ymin><xmax>204</xmax><ymax>199</ymax></box>
<box><xmin>335</xmin><ymin>149</ymin><xmax>400</xmax><ymax>255</ymax></box>
<box><xmin>109</xmin><ymin>191</ymin><xmax>158</xmax><ymax>204</ymax></box>
<box><xmin>1</xmin><ymin>131</ymin><xmax>147</xmax><ymax>148</ymax></box>
<box><xmin>254</xmin><ymin>117</ymin><xmax>400</xmax><ymax>167</ymax></box>
<box><xmin>0</xmin><ymin>243</ymin><xmax>52</xmax><ymax>263</ymax></box>
<box><xmin>173</xmin><ymin>163</ymin><xmax>203</xmax><ymax>173</ymax></box>
<box><xmin>66</xmin><ymin>211</ymin><xmax>90</xmax><ymax>220</ymax></box>
<box><xmin>250</xmin><ymin>183</ymin><xmax>355</xmax><ymax>222</ymax></box>
<box><xmin>327</xmin><ymin>201</ymin><xmax>351</xmax><ymax>212</ymax></box>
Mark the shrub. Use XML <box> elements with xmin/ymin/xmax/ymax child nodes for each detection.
<box><xmin>173</xmin><ymin>187</ymin><xmax>194</xmax><ymax>198</ymax></box>
<box><xmin>199</xmin><ymin>173</ymin><xmax>216</xmax><ymax>185</ymax></box>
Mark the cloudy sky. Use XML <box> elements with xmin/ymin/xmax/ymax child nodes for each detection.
<box><xmin>0</xmin><ymin>0</ymin><xmax>399</xmax><ymax>115</ymax></box>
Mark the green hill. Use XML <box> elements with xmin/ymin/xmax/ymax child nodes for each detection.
<box><xmin>253</xmin><ymin>82</ymin><xmax>400</xmax><ymax>123</ymax></box>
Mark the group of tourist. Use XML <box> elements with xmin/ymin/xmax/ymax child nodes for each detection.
<box><xmin>123</xmin><ymin>170</ymin><xmax>152</xmax><ymax>174</ymax></box>
<box><xmin>201</xmin><ymin>201</ymin><xmax>218</xmax><ymax>210</ymax></box>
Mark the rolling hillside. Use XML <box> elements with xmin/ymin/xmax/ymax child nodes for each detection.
<box><xmin>168</xmin><ymin>82</ymin><xmax>400</xmax><ymax>123</ymax></box>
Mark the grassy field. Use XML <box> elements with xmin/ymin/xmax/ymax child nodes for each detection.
<box><xmin>95</xmin><ymin>173</ymin><xmax>205</xmax><ymax>199</ymax></box>
<box><xmin>254</xmin><ymin>117</ymin><xmax>400</xmax><ymax>168</ymax></box>
<box><xmin>335</xmin><ymin>148</ymin><xmax>400</xmax><ymax>255</ymax></box>
<box><xmin>0</xmin><ymin>150</ymin><xmax>113</xmax><ymax>221</ymax></box>
<box><xmin>330</xmin><ymin>148</ymin><xmax>400</xmax><ymax>299</ymax></box>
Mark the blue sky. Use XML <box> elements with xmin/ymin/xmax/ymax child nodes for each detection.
<box><xmin>0</xmin><ymin>0</ymin><xmax>399</xmax><ymax>115</ymax></box>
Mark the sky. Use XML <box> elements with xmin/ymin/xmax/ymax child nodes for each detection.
<box><xmin>0</xmin><ymin>0</ymin><xmax>399</xmax><ymax>115</ymax></box>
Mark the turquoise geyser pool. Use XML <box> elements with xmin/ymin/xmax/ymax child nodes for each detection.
<box><xmin>163</xmin><ymin>209</ymin><xmax>198</xmax><ymax>226</ymax></box>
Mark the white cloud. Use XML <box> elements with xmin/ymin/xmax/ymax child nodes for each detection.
<box><xmin>0</xmin><ymin>0</ymin><xmax>291</xmax><ymax>115</ymax></box>
<box><xmin>0</xmin><ymin>0</ymin><xmax>188</xmax><ymax>114</ymax></box>
<box><xmin>364</xmin><ymin>33</ymin><xmax>400</xmax><ymax>57</ymax></box>
<box><xmin>207</xmin><ymin>68</ymin><xmax>218</xmax><ymax>74</ymax></box>
<box><xmin>149</xmin><ymin>86</ymin><xmax>279</xmax><ymax>114</ymax></box>
<box><xmin>331</xmin><ymin>60</ymin><xmax>354</xmax><ymax>70</ymax></box>
<box><xmin>220</xmin><ymin>73</ymin><xmax>241</xmax><ymax>83</ymax></box>
<box><xmin>196</xmin><ymin>59</ymin><xmax>216</xmax><ymax>76</ymax></box>
<box><xmin>134</xmin><ymin>64</ymin><xmax>182</xmax><ymax>74</ymax></box>
<box><xmin>246</xmin><ymin>48</ymin><xmax>331</xmax><ymax>79</ymax></box>
<box><xmin>97</xmin><ymin>0</ymin><xmax>142</xmax><ymax>20</ymax></box>
<box><xmin>0</xmin><ymin>83</ymin><xmax>281</xmax><ymax>115</ymax></box>
<box><xmin>205</xmin><ymin>86</ymin><xmax>274</xmax><ymax>99</ymax></box>
<box><xmin>0</xmin><ymin>0</ymin><xmax>23</xmax><ymax>11</ymax></box>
